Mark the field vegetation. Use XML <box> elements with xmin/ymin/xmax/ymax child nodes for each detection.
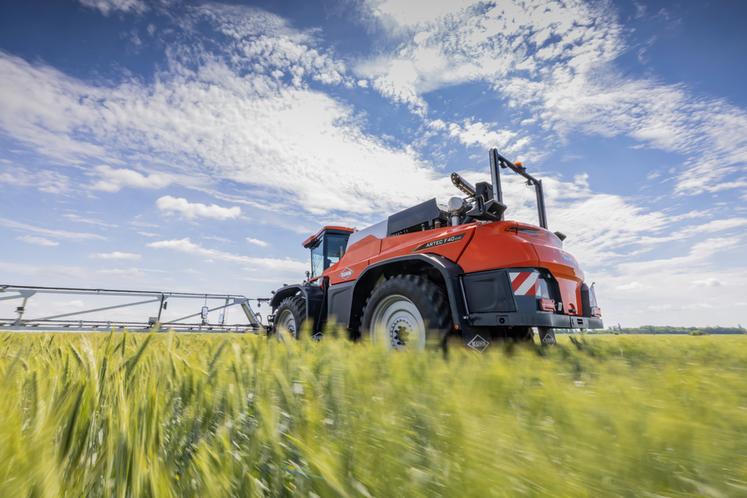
<box><xmin>595</xmin><ymin>325</ymin><xmax>746</xmax><ymax>335</ymax></box>
<box><xmin>1</xmin><ymin>331</ymin><xmax>746</xmax><ymax>497</ymax></box>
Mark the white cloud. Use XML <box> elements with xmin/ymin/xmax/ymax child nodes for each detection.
<box><xmin>204</xmin><ymin>235</ymin><xmax>232</xmax><ymax>243</ymax></box>
<box><xmin>63</xmin><ymin>213</ymin><xmax>118</xmax><ymax>228</ymax></box>
<box><xmin>91</xmin><ymin>251</ymin><xmax>141</xmax><ymax>261</ymax></box>
<box><xmin>614</xmin><ymin>236</ymin><xmax>742</xmax><ymax>275</ymax></box>
<box><xmin>590</xmin><ymin>236</ymin><xmax>747</xmax><ymax>327</ymax></box>
<box><xmin>0</xmin><ymin>46</ymin><xmax>443</xmax><ymax>217</ymax></box>
<box><xmin>0</xmin><ymin>217</ymin><xmax>105</xmax><ymax>240</ymax></box>
<box><xmin>0</xmin><ymin>165</ymin><xmax>70</xmax><ymax>194</ymax></box>
<box><xmin>616</xmin><ymin>281</ymin><xmax>644</xmax><ymax>291</ymax></box>
<box><xmin>510</xmin><ymin>76</ymin><xmax>747</xmax><ymax>195</ymax></box>
<box><xmin>444</xmin><ymin>120</ymin><xmax>531</xmax><ymax>157</ymax></box>
<box><xmin>357</xmin><ymin>0</ymin><xmax>747</xmax><ymax>193</ymax></box>
<box><xmin>365</xmin><ymin>0</ymin><xmax>477</xmax><ymax>29</ymax></box>
<box><xmin>16</xmin><ymin>235</ymin><xmax>59</xmax><ymax>247</ymax></box>
<box><xmin>692</xmin><ymin>278</ymin><xmax>721</xmax><ymax>288</ymax></box>
<box><xmin>129</xmin><ymin>218</ymin><xmax>159</xmax><ymax>228</ymax></box>
<box><xmin>78</xmin><ymin>0</ymin><xmax>146</xmax><ymax>16</ymax></box>
<box><xmin>189</xmin><ymin>3</ymin><xmax>348</xmax><ymax>87</ymax></box>
<box><xmin>673</xmin><ymin>217</ymin><xmax>747</xmax><ymax>238</ymax></box>
<box><xmin>246</xmin><ymin>237</ymin><xmax>269</xmax><ymax>248</ymax></box>
<box><xmin>630</xmin><ymin>217</ymin><xmax>747</xmax><ymax>247</ymax></box>
<box><xmin>156</xmin><ymin>196</ymin><xmax>241</xmax><ymax>220</ymax></box>
<box><xmin>356</xmin><ymin>57</ymin><xmax>428</xmax><ymax>113</ymax></box>
<box><xmin>148</xmin><ymin>238</ymin><xmax>306</xmax><ymax>273</ymax></box>
<box><xmin>90</xmin><ymin>165</ymin><xmax>173</xmax><ymax>192</ymax></box>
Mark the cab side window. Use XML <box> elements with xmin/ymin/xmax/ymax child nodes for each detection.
<box><xmin>325</xmin><ymin>234</ymin><xmax>348</xmax><ymax>268</ymax></box>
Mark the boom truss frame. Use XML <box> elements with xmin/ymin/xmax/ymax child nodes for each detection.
<box><xmin>0</xmin><ymin>284</ymin><xmax>269</xmax><ymax>333</ymax></box>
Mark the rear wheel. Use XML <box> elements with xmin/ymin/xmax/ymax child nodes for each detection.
<box><xmin>274</xmin><ymin>296</ymin><xmax>306</xmax><ymax>338</ymax></box>
<box><xmin>361</xmin><ymin>275</ymin><xmax>451</xmax><ymax>350</ymax></box>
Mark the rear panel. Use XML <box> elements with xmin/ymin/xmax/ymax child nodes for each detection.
<box><xmin>457</xmin><ymin>222</ymin><xmax>539</xmax><ymax>273</ymax></box>
<box><xmin>511</xmin><ymin>223</ymin><xmax>584</xmax><ymax>316</ymax></box>
<box><xmin>458</xmin><ymin>222</ymin><xmax>585</xmax><ymax>317</ymax></box>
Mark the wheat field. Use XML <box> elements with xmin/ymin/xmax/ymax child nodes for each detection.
<box><xmin>0</xmin><ymin>331</ymin><xmax>745</xmax><ymax>497</ymax></box>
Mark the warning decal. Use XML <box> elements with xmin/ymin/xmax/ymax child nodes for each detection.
<box><xmin>508</xmin><ymin>271</ymin><xmax>539</xmax><ymax>296</ymax></box>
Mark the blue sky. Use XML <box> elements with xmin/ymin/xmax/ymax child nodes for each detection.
<box><xmin>0</xmin><ymin>0</ymin><xmax>746</xmax><ymax>327</ymax></box>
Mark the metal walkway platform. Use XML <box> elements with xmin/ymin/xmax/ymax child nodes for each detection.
<box><xmin>0</xmin><ymin>284</ymin><xmax>269</xmax><ymax>333</ymax></box>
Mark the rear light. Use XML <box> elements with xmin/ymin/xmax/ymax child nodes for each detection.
<box><xmin>538</xmin><ymin>298</ymin><xmax>556</xmax><ymax>312</ymax></box>
<box><xmin>534</xmin><ymin>275</ymin><xmax>556</xmax><ymax>312</ymax></box>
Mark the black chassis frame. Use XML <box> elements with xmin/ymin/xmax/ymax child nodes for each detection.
<box><xmin>269</xmin><ymin>255</ymin><xmax>603</xmax><ymax>343</ymax></box>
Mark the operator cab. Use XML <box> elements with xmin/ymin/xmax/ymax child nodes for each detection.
<box><xmin>303</xmin><ymin>226</ymin><xmax>355</xmax><ymax>279</ymax></box>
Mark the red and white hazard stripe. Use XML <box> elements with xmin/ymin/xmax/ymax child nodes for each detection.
<box><xmin>509</xmin><ymin>271</ymin><xmax>539</xmax><ymax>296</ymax></box>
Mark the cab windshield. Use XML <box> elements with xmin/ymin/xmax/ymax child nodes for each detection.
<box><xmin>310</xmin><ymin>242</ymin><xmax>324</xmax><ymax>279</ymax></box>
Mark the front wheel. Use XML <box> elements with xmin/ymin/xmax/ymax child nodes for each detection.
<box><xmin>360</xmin><ymin>275</ymin><xmax>451</xmax><ymax>350</ymax></box>
<box><xmin>273</xmin><ymin>296</ymin><xmax>306</xmax><ymax>338</ymax></box>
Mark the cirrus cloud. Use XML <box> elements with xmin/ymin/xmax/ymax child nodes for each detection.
<box><xmin>357</xmin><ymin>0</ymin><xmax>747</xmax><ymax>194</ymax></box>
<box><xmin>90</xmin><ymin>251</ymin><xmax>141</xmax><ymax>261</ymax></box>
<box><xmin>148</xmin><ymin>238</ymin><xmax>305</xmax><ymax>273</ymax></box>
<box><xmin>156</xmin><ymin>196</ymin><xmax>241</xmax><ymax>220</ymax></box>
<box><xmin>78</xmin><ymin>0</ymin><xmax>146</xmax><ymax>16</ymax></box>
<box><xmin>90</xmin><ymin>165</ymin><xmax>173</xmax><ymax>192</ymax></box>
<box><xmin>16</xmin><ymin>235</ymin><xmax>60</xmax><ymax>247</ymax></box>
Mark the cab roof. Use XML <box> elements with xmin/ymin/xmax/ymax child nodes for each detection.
<box><xmin>302</xmin><ymin>225</ymin><xmax>355</xmax><ymax>248</ymax></box>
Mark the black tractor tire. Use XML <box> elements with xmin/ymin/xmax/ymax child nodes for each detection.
<box><xmin>360</xmin><ymin>274</ymin><xmax>452</xmax><ymax>350</ymax></box>
<box><xmin>273</xmin><ymin>295</ymin><xmax>307</xmax><ymax>339</ymax></box>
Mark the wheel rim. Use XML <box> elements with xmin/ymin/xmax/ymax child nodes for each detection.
<box><xmin>276</xmin><ymin>309</ymin><xmax>297</xmax><ymax>336</ymax></box>
<box><xmin>369</xmin><ymin>294</ymin><xmax>426</xmax><ymax>350</ymax></box>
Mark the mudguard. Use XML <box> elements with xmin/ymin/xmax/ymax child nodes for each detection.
<box><xmin>270</xmin><ymin>284</ymin><xmax>324</xmax><ymax>324</ymax></box>
<box><xmin>331</xmin><ymin>253</ymin><xmax>468</xmax><ymax>330</ymax></box>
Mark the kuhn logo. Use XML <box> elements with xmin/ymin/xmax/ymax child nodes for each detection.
<box><xmin>339</xmin><ymin>267</ymin><xmax>354</xmax><ymax>279</ymax></box>
<box><xmin>467</xmin><ymin>334</ymin><xmax>489</xmax><ymax>352</ymax></box>
<box><xmin>414</xmin><ymin>234</ymin><xmax>465</xmax><ymax>252</ymax></box>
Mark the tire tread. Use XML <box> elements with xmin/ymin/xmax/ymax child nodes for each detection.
<box><xmin>274</xmin><ymin>295</ymin><xmax>307</xmax><ymax>338</ymax></box>
<box><xmin>360</xmin><ymin>274</ymin><xmax>451</xmax><ymax>348</ymax></box>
